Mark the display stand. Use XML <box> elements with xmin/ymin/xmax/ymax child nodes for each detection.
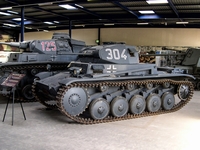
<box><xmin>1</xmin><ymin>73</ymin><xmax>26</xmax><ymax>125</ymax></box>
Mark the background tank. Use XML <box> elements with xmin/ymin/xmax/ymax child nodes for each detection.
<box><xmin>33</xmin><ymin>43</ymin><xmax>194</xmax><ymax>124</ymax></box>
<box><xmin>142</xmin><ymin>48</ymin><xmax>200</xmax><ymax>89</ymax></box>
<box><xmin>0</xmin><ymin>32</ymin><xmax>86</xmax><ymax>101</ymax></box>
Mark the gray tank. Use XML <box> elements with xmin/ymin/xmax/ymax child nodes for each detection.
<box><xmin>142</xmin><ymin>48</ymin><xmax>200</xmax><ymax>89</ymax></box>
<box><xmin>0</xmin><ymin>33</ymin><xmax>86</xmax><ymax>101</ymax></box>
<box><xmin>33</xmin><ymin>44</ymin><xmax>194</xmax><ymax>124</ymax></box>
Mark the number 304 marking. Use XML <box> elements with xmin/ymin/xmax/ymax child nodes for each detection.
<box><xmin>105</xmin><ymin>49</ymin><xmax>127</xmax><ymax>60</ymax></box>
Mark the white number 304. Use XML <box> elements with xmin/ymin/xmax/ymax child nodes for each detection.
<box><xmin>105</xmin><ymin>49</ymin><xmax>127</xmax><ymax>60</ymax></box>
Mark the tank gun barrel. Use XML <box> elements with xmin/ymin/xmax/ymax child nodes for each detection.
<box><xmin>0</xmin><ymin>42</ymin><xmax>29</xmax><ymax>49</ymax></box>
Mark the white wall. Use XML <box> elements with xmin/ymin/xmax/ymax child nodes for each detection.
<box><xmin>23</xmin><ymin>28</ymin><xmax>200</xmax><ymax>47</ymax></box>
<box><xmin>23</xmin><ymin>29</ymin><xmax>98</xmax><ymax>45</ymax></box>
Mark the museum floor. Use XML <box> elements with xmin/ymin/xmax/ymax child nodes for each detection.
<box><xmin>0</xmin><ymin>91</ymin><xmax>199</xmax><ymax>150</ymax></box>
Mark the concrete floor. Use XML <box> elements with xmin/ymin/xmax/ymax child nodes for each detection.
<box><xmin>0</xmin><ymin>91</ymin><xmax>200</xmax><ymax>150</ymax></box>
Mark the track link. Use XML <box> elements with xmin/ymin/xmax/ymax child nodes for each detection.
<box><xmin>55</xmin><ymin>79</ymin><xmax>193</xmax><ymax>124</ymax></box>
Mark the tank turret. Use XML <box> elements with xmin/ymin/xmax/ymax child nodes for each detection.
<box><xmin>79</xmin><ymin>44</ymin><xmax>139</xmax><ymax>64</ymax></box>
<box><xmin>32</xmin><ymin>43</ymin><xmax>194</xmax><ymax>124</ymax></box>
<box><xmin>0</xmin><ymin>33</ymin><xmax>86</xmax><ymax>101</ymax></box>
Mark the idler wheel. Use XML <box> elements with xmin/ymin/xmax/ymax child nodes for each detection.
<box><xmin>62</xmin><ymin>87</ymin><xmax>88</xmax><ymax>116</ymax></box>
<box><xmin>22</xmin><ymin>84</ymin><xmax>34</xmax><ymax>100</ymax></box>
<box><xmin>129</xmin><ymin>95</ymin><xmax>146</xmax><ymax>114</ymax></box>
<box><xmin>161</xmin><ymin>92</ymin><xmax>175</xmax><ymax>110</ymax></box>
<box><xmin>146</xmin><ymin>94</ymin><xmax>161</xmax><ymax>112</ymax></box>
<box><xmin>177</xmin><ymin>84</ymin><xmax>190</xmax><ymax>100</ymax></box>
<box><xmin>89</xmin><ymin>98</ymin><xmax>110</xmax><ymax>120</ymax></box>
<box><xmin>111</xmin><ymin>96</ymin><xmax>128</xmax><ymax>117</ymax></box>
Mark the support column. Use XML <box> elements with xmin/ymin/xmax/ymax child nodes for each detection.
<box><xmin>20</xmin><ymin>7</ymin><xmax>24</xmax><ymax>42</ymax></box>
<box><xmin>98</xmin><ymin>28</ymin><xmax>100</xmax><ymax>45</ymax></box>
<box><xmin>69</xmin><ymin>20</ymin><xmax>72</xmax><ymax>38</ymax></box>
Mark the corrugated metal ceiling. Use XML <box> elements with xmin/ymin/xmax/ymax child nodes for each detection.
<box><xmin>0</xmin><ymin>0</ymin><xmax>199</xmax><ymax>34</ymax></box>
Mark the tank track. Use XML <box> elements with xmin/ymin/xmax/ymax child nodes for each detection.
<box><xmin>53</xmin><ymin>79</ymin><xmax>194</xmax><ymax>124</ymax></box>
<box><xmin>0</xmin><ymin>63</ymin><xmax>68</xmax><ymax>102</ymax></box>
<box><xmin>32</xmin><ymin>81</ymin><xmax>58</xmax><ymax>108</ymax></box>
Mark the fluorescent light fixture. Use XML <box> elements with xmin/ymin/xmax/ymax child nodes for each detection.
<box><xmin>139</xmin><ymin>10</ymin><xmax>155</xmax><ymax>14</ymax></box>
<box><xmin>48</xmin><ymin>26</ymin><xmax>57</xmax><ymax>28</ymax></box>
<box><xmin>139</xmin><ymin>14</ymin><xmax>160</xmax><ymax>19</ymax></box>
<box><xmin>7</xmin><ymin>10</ymin><xmax>18</xmax><ymax>14</ymax></box>
<box><xmin>176</xmin><ymin>22</ymin><xmax>189</xmax><ymax>24</ymax></box>
<box><xmin>43</xmin><ymin>30</ymin><xmax>49</xmax><ymax>32</ymax></box>
<box><xmin>13</xmin><ymin>18</ymin><xmax>26</xmax><ymax>21</ymax></box>
<box><xmin>137</xmin><ymin>23</ymin><xmax>149</xmax><ymax>25</ymax></box>
<box><xmin>146</xmin><ymin>0</ymin><xmax>168</xmax><ymax>4</ymax></box>
<box><xmin>53</xmin><ymin>21</ymin><xmax>59</xmax><ymax>23</ymax></box>
<box><xmin>59</xmin><ymin>4</ymin><xmax>77</xmax><ymax>10</ymax></box>
<box><xmin>0</xmin><ymin>7</ymin><xmax>12</xmax><ymax>10</ymax></box>
<box><xmin>38</xmin><ymin>2</ymin><xmax>53</xmax><ymax>6</ymax></box>
<box><xmin>104</xmin><ymin>23</ymin><xmax>114</xmax><ymax>26</ymax></box>
<box><xmin>75</xmin><ymin>4</ymin><xmax>83</xmax><ymax>8</ymax></box>
<box><xmin>23</xmin><ymin>21</ymin><xmax>32</xmax><ymax>25</ymax></box>
<box><xmin>44</xmin><ymin>21</ymin><xmax>54</xmax><ymax>24</ymax></box>
<box><xmin>25</xmin><ymin>27</ymin><xmax>32</xmax><ymax>29</ymax></box>
<box><xmin>0</xmin><ymin>12</ymin><xmax>11</xmax><ymax>16</ymax></box>
<box><xmin>2</xmin><ymin>25</ymin><xmax>11</xmax><ymax>28</ymax></box>
<box><xmin>3</xmin><ymin>23</ymin><xmax>18</xmax><ymax>27</ymax></box>
<box><xmin>74</xmin><ymin>25</ymin><xmax>85</xmax><ymax>27</ymax></box>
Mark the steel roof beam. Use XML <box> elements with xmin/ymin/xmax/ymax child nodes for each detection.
<box><xmin>112</xmin><ymin>1</ymin><xmax>138</xmax><ymax>18</ymax></box>
<box><xmin>33</xmin><ymin>6</ymin><xmax>70</xmax><ymax>20</ymax></box>
<box><xmin>70</xmin><ymin>3</ymin><xmax>102</xmax><ymax>18</ymax></box>
<box><xmin>167</xmin><ymin>0</ymin><xmax>186</xmax><ymax>27</ymax></box>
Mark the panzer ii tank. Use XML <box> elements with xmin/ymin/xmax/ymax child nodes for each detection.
<box><xmin>0</xmin><ymin>33</ymin><xmax>85</xmax><ymax>101</ymax></box>
<box><xmin>33</xmin><ymin>44</ymin><xmax>194</xmax><ymax>124</ymax></box>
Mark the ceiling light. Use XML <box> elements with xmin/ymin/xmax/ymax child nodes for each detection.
<box><xmin>75</xmin><ymin>4</ymin><xmax>83</xmax><ymax>8</ymax></box>
<box><xmin>7</xmin><ymin>10</ymin><xmax>18</xmax><ymax>14</ymax></box>
<box><xmin>104</xmin><ymin>24</ymin><xmax>114</xmax><ymax>26</ymax></box>
<box><xmin>176</xmin><ymin>22</ymin><xmax>189</xmax><ymax>24</ymax></box>
<box><xmin>43</xmin><ymin>30</ymin><xmax>49</xmax><ymax>32</ymax></box>
<box><xmin>44</xmin><ymin>22</ymin><xmax>54</xmax><ymax>24</ymax></box>
<box><xmin>25</xmin><ymin>27</ymin><xmax>32</xmax><ymax>29</ymax></box>
<box><xmin>59</xmin><ymin>4</ymin><xmax>77</xmax><ymax>10</ymax></box>
<box><xmin>48</xmin><ymin>26</ymin><xmax>57</xmax><ymax>28</ymax></box>
<box><xmin>53</xmin><ymin>21</ymin><xmax>59</xmax><ymax>23</ymax></box>
<box><xmin>139</xmin><ymin>14</ymin><xmax>160</xmax><ymax>19</ymax></box>
<box><xmin>139</xmin><ymin>10</ymin><xmax>155</xmax><ymax>14</ymax></box>
<box><xmin>0</xmin><ymin>12</ymin><xmax>11</xmax><ymax>16</ymax></box>
<box><xmin>13</xmin><ymin>18</ymin><xmax>26</xmax><ymax>21</ymax></box>
<box><xmin>38</xmin><ymin>2</ymin><xmax>53</xmax><ymax>6</ymax></box>
<box><xmin>74</xmin><ymin>25</ymin><xmax>85</xmax><ymax>27</ymax></box>
<box><xmin>146</xmin><ymin>0</ymin><xmax>168</xmax><ymax>4</ymax></box>
<box><xmin>2</xmin><ymin>25</ymin><xmax>11</xmax><ymax>28</ymax></box>
<box><xmin>137</xmin><ymin>23</ymin><xmax>149</xmax><ymax>25</ymax></box>
<box><xmin>3</xmin><ymin>23</ymin><xmax>18</xmax><ymax>27</ymax></box>
<box><xmin>0</xmin><ymin>7</ymin><xmax>12</xmax><ymax>10</ymax></box>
